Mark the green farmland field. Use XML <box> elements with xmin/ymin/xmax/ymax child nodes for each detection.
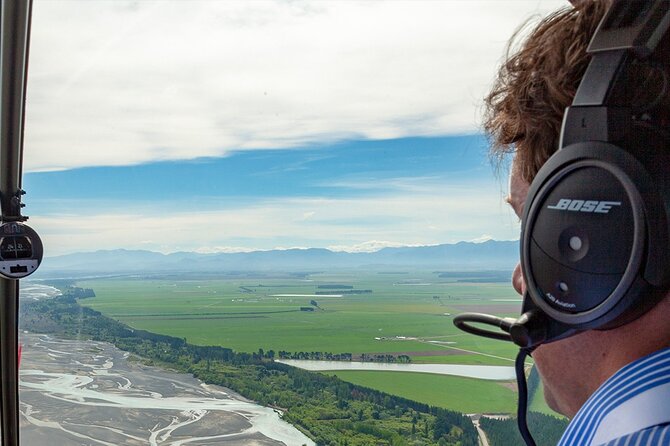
<box><xmin>75</xmin><ymin>270</ymin><xmax>559</xmax><ymax>415</ymax></box>
<box><xmin>78</xmin><ymin>272</ymin><xmax>520</xmax><ymax>360</ymax></box>
<box><xmin>326</xmin><ymin>371</ymin><xmax>517</xmax><ymax>413</ymax></box>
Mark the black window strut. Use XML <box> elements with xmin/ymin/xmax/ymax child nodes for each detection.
<box><xmin>0</xmin><ymin>1</ymin><xmax>33</xmax><ymax>445</ymax></box>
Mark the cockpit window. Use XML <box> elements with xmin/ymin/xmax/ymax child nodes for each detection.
<box><xmin>17</xmin><ymin>1</ymin><xmax>566</xmax><ymax>445</ymax></box>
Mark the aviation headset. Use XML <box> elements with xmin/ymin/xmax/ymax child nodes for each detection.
<box><xmin>454</xmin><ymin>1</ymin><xmax>670</xmax><ymax>444</ymax></box>
<box><xmin>455</xmin><ymin>0</ymin><xmax>670</xmax><ymax>349</ymax></box>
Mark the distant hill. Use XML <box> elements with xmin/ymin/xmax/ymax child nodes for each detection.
<box><xmin>37</xmin><ymin>240</ymin><xmax>519</xmax><ymax>277</ymax></box>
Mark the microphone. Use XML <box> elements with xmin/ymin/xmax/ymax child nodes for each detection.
<box><xmin>453</xmin><ymin>304</ymin><xmax>553</xmax><ymax>446</ymax></box>
<box><xmin>453</xmin><ymin>309</ymin><xmax>548</xmax><ymax>348</ymax></box>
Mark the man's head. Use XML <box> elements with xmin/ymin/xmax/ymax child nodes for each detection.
<box><xmin>485</xmin><ymin>1</ymin><xmax>670</xmax><ymax>417</ymax></box>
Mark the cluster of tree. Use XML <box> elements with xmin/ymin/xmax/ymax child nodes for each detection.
<box><xmin>61</xmin><ymin>286</ymin><xmax>96</xmax><ymax>299</ymax></box>
<box><xmin>275</xmin><ymin>351</ymin><xmax>411</xmax><ymax>364</ymax></box>
<box><xmin>432</xmin><ymin>295</ymin><xmax>458</xmax><ymax>301</ymax></box>
<box><xmin>278</xmin><ymin>351</ymin><xmax>354</xmax><ymax>361</ymax></box>
<box><xmin>479</xmin><ymin>412</ymin><xmax>568</xmax><ymax>446</ymax></box>
<box><xmin>360</xmin><ymin>353</ymin><xmax>411</xmax><ymax>363</ymax></box>
<box><xmin>20</xmin><ymin>295</ymin><xmax>477</xmax><ymax>446</ymax></box>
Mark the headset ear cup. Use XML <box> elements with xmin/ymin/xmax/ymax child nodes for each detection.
<box><xmin>521</xmin><ymin>141</ymin><xmax>654</xmax><ymax>332</ymax></box>
<box><xmin>520</xmin><ymin>121</ymin><xmax>670</xmax><ymax>339</ymax></box>
<box><xmin>628</xmin><ymin>121</ymin><xmax>670</xmax><ymax>289</ymax></box>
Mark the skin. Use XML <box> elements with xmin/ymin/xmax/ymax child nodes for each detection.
<box><xmin>507</xmin><ymin>157</ymin><xmax>670</xmax><ymax>418</ymax></box>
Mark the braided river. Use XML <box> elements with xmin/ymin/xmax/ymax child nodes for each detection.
<box><xmin>19</xmin><ymin>285</ymin><xmax>313</xmax><ymax>446</ymax></box>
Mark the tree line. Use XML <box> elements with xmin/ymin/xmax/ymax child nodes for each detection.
<box><xmin>478</xmin><ymin>412</ymin><xmax>568</xmax><ymax>446</ymax></box>
<box><xmin>277</xmin><ymin>351</ymin><xmax>411</xmax><ymax>363</ymax></box>
<box><xmin>61</xmin><ymin>286</ymin><xmax>96</xmax><ymax>299</ymax></box>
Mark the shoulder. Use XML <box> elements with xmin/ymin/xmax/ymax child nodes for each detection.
<box><xmin>596</xmin><ymin>422</ymin><xmax>670</xmax><ymax>446</ymax></box>
<box><xmin>558</xmin><ymin>348</ymin><xmax>670</xmax><ymax>446</ymax></box>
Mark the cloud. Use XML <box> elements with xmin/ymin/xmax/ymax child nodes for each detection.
<box><xmin>328</xmin><ymin>240</ymin><xmax>429</xmax><ymax>253</ymax></box>
<box><xmin>469</xmin><ymin>234</ymin><xmax>494</xmax><ymax>243</ymax></box>
<box><xmin>25</xmin><ymin>0</ymin><xmax>563</xmax><ymax>172</ymax></box>
<box><xmin>322</xmin><ymin>175</ymin><xmax>483</xmax><ymax>194</ymax></box>
<box><xmin>302</xmin><ymin>211</ymin><xmax>316</xmax><ymax>221</ymax></box>
<box><xmin>32</xmin><ymin>188</ymin><xmax>520</xmax><ymax>256</ymax></box>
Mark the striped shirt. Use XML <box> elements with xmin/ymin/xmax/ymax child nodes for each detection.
<box><xmin>557</xmin><ymin>347</ymin><xmax>670</xmax><ymax>446</ymax></box>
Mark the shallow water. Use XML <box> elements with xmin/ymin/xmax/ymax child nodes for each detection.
<box><xmin>276</xmin><ymin>359</ymin><xmax>515</xmax><ymax>380</ymax></box>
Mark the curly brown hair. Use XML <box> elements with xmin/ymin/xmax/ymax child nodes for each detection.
<box><xmin>485</xmin><ymin>1</ymin><xmax>670</xmax><ymax>183</ymax></box>
<box><xmin>484</xmin><ymin>1</ymin><xmax>612</xmax><ymax>183</ymax></box>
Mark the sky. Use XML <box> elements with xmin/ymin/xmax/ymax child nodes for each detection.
<box><xmin>23</xmin><ymin>0</ymin><xmax>564</xmax><ymax>256</ymax></box>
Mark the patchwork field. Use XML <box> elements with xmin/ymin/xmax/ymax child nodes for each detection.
<box><xmin>76</xmin><ymin>270</ymin><xmax>557</xmax><ymax>415</ymax></box>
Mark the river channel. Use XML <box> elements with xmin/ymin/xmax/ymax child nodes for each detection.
<box><xmin>276</xmin><ymin>360</ymin><xmax>516</xmax><ymax>380</ymax></box>
<box><xmin>18</xmin><ymin>285</ymin><xmax>314</xmax><ymax>446</ymax></box>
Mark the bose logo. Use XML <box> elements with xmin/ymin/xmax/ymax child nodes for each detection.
<box><xmin>546</xmin><ymin>199</ymin><xmax>621</xmax><ymax>214</ymax></box>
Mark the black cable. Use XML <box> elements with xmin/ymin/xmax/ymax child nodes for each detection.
<box><xmin>452</xmin><ymin>313</ymin><xmax>514</xmax><ymax>342</ymax></box>
<box><xmin>515</xmin><ymin>348</ymin><xmax>537</xmax><ymax>446</ymax></box>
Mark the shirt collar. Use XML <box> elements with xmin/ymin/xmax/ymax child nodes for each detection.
<box><xmin>558</xmin><ymin>347</ymin><xmax>670</xmax><ymax>446</ymax></box>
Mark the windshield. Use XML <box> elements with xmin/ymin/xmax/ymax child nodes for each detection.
<box><xmin>18</xmin><ymin>1</ymin><xmax>566</xmax><ymax>445</ymax></box>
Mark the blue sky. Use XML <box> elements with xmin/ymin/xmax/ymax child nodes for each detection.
<box><xmin>21</xmin><ymin>1</ymin><xmax>562</xmax><ymax>255</ymax></box>
<box><xmin>25</xmin><ymin>134</ymin><xmax>520</xmax><ymax>255</ymax></box>
<box><xmin>26</xmin><ymin>135</ymin><xmax>489</xmax><ymax>204</ymax></box>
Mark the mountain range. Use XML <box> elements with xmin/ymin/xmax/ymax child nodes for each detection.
<box><xmin>36</xmin><ymin>240</ymin><xmax>519</xmax><ymax>277</ymax></box>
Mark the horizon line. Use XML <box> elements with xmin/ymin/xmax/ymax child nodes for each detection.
<box><xmin>46</xmin><ymin>238</ymin><xmax>521</xmax><ymax>258</ymax></box>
